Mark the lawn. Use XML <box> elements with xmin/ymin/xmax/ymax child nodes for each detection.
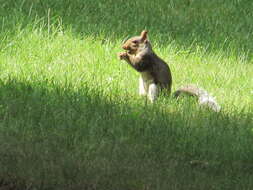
<box><xmin>0</xmin><ymin>0</ymin><xmax>252</xmax><ymax>189</ymax></box>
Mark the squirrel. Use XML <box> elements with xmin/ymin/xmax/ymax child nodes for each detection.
<box><xmin>118</xmin><ymin>30</ymin><xmax>172</xmax><ymax>103</ymax></box>
<box><xmin>118</xmin><ymin>30</ymin><xmax>221</xmax><ymax>112</ymax></box>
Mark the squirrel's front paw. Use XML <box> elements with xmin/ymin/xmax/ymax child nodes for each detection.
<box><xmin>118</xmin><ymin>52</ymin><xmax>128</xmax><ymax>60</ymax></box>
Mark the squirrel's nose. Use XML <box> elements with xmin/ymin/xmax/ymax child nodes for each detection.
<box><xmin>122</xmin><ymin>45</ymin><xmax>128</xmax><ymax>50</ymax></box>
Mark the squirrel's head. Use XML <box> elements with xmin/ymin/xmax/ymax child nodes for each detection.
<box><xmin>122</xmin><ymin>30</ymin><xmax>149</xmax><ymax>54</ymax></box>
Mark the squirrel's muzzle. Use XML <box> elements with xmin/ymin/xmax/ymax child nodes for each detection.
<box><xmin>122</xmin><ymin>45</ymin><xmax>129</xmax><ymax>50</ymax></box>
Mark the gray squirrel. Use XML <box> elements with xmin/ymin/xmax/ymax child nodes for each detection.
<box><xmin>118</xmin><ymin>30</ymin><xmax>221</xmax><ymax>112</ymax></box>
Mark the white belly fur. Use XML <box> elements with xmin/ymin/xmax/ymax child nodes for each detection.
<box><xmin>139</xmin><ymin>71</ymin><xmax>158</xmax><ymax>103</ymax></box>
<box><xmin>141</xmin><ymin>71</ymin><xmax>154</xmax><ymax>86</ymax></box>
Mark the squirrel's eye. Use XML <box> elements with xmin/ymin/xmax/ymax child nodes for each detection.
<box><xmin>132</xmin><ymin>40</ymin><xmax>138</xmax><ymax>44</ymax></box>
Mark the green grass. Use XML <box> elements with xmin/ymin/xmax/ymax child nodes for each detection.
<box><xmin>0</xmin><ymin>0</ymin><xmax>252</xmax><ymax>189</ymax></box>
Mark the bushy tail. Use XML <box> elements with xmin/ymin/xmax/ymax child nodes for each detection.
<box><xmin>173</xmin><ymin>84</ymin><xmax>221</xmax><ymax>112</ymax></box>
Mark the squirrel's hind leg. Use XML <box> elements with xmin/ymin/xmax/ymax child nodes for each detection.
<box><xmin>148</xmin><ymin>83</ymin><xmax>159</xmax><ymax>103</ymax></box>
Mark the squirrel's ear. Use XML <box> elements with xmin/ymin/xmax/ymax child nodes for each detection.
<box><xmin>140</xmin><ymin>30</ymin><xmax>148</xmax><ymax>41</ymax></box>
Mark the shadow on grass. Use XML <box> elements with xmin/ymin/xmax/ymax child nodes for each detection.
<box><xmin>1</xmin><ymin>0</ymin><xmax>253</xmax><ymax>60</ymax></box>
<box><xmin>0</xmin><ymin>78</ymin><xmax>252</xmax><ymax>190</ymax></box>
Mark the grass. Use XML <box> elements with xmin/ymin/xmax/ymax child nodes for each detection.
<box><xmin>0</xmin><ymin>0</ymin><xmax>252</xmax><ymax>189</ymax></box>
